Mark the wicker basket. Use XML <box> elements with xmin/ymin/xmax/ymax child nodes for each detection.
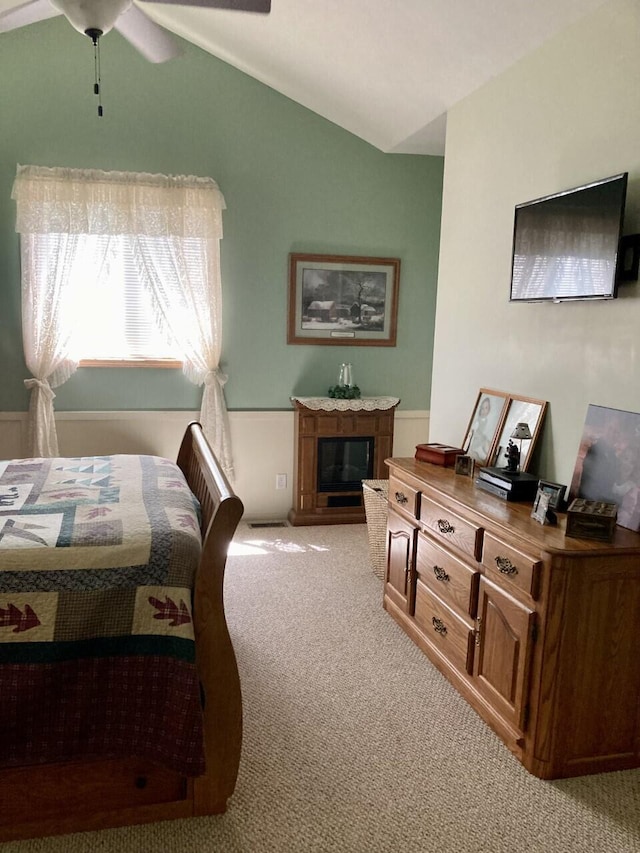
<box><xmin>362</xmin><ymin>479</ymin><xmax>389</xmax><ymax>580</ymax></box>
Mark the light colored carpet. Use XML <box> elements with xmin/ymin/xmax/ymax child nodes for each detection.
<box><xmin>4</xmin><ymin>522</ymin><xmax>640</xmax><ymax>852</ymax></box>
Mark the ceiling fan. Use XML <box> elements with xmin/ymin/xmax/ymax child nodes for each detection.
<box><xmin>0</xmin><ymin>0</ymin><xmax>270</xmax><ymax>114</ymax></box>
<box><xmin>0</xmin><ymin>0</ymin><xmax>271</xmax><ymax>64</ymax></box>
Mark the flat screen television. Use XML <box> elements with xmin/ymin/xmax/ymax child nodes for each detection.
<box><xmin>509</xmin><ymin>172</ymin><xmax>628</xmax><ymax>302</ymax></box>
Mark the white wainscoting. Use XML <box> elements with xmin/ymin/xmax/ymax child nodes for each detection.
<box><xmin>0</xmin><ymin>409</ymin><xmax>429</xmax><ymax>520</ymax></box>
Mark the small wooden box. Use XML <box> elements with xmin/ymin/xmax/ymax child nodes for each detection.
<box><xmin>566</xmin><ymin>498</ymin><xmax>618</xmax><ymax>541</ymax></box>
<box><xmin>415</xmin><ymin>443</ymin><xmax>465</xmax><ymax>467</ymax></box>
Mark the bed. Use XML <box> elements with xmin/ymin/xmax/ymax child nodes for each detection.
<box><xmin>0</xmin><ymin>422</ymin><xmax>244</xmax><ymax>842</ymax></box>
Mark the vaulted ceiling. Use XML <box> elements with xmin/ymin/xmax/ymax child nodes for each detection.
<box><xmin>0</xmin><ymin>0</ymin><xmax>608</xmax><ymax>154</ymax></box>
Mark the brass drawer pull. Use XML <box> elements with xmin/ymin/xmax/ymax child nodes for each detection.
<box><xmin>496</xmin><ymin>556</ymin><xmax>518</xmax><ymax>575</ymax></box>
<box><xmin>395</xmin><ymin>491</ymin><xmax>408</xmax><ymax>505</ymax></box>
<box><xmin>432</xmin><ymin>616</ymin><xmax>447</xmax><ymax>636</ymax></box>
<box><xmin>433</xmin><ymin>565</ymin><xmax>449</xmax><ymax>582</ymax></box>
<box><xmin>437</xmin><ymin>519</ymin><xmax>455</xmax><ymax>534</ymax></box>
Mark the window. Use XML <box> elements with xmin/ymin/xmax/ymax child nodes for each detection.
<box><xmin>13</xmin><ymin>165</ymin><xmax>233</xmax><ymax>477</ymax></box>
<box><xmin>31</xmin><ymin>233</ymin><xmax>176</xmax><ymax>363</ymax></box>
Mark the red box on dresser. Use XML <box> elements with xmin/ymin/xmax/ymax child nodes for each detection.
<box><xmin>415</xmin><ymin>443</ymin><xmax>465</xmax><ymax>467</ymax></box>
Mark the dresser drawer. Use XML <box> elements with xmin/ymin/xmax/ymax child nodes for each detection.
<box><xmin>388</xmin><ymin>475</ymin><xmax>420</xmax><ymax>520</ymax></box>
<box><xmin>482</xmin><ymin>533</ymin><xmax>541</xmax><ymax>599</ymax></box>
<box><xmin>414</xmin><ymin>580</ymin><xmax>474</xmax><ymax>674</ymax></box>
<box><xmin>420</xmin><ymin>497</ymin><xmax>482</xmax><ymax>561</ymax></box>
<box><xmin>416</xmin><ymin>531</ymin><xmax>479</xmax><ymax>618</ymax></box>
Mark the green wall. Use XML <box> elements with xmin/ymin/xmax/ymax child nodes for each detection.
<box><xmin>0</xmin><ymin>18</ymin><xmax>443</xmax><ymax>412</ymax></box>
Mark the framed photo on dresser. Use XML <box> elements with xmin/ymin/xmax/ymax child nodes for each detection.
<box><xmin>462</xmin><ymin>388</ymin><xmax>509</xmax><ymax>467</ymax></box>
<box><xmin>569</xmin><ymin>404</ymin><xmax>640</xmax><ymax>531</ymax></box>
<box><xmin>489</xmin><ymin>395</ymin><xmax>547</xmax><ymax>472</ymax></box>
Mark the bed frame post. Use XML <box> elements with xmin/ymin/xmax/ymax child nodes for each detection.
<box><xmin>177</xmin><ymin>422</ymin><xmax>245</xmax><ymax>815</ymax></box>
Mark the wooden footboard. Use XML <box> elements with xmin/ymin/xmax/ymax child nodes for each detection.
<box><xmin>0</xmin><ymin>422</ymin><xmax>244</xmax><ymax>842</ymax></box>
<box><xmin>177</xmin><ymin>422</ymin><xmax>245</xmax><ymax>816</ymax></box>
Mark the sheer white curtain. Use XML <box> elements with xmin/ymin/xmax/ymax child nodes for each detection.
<box><xmin>18</xmin><ymin>230</ymin><xmax>114</xmax><ymax>456</ymax></box>
<box><xmin>12</xmin><ymin>164</ymin><xmax>232</xmax><ymax>473</ymax></box>
<box><xmin>134</xmin><ymin>234</ymin><xmax>233</xmax><ymax>477</ymax></box>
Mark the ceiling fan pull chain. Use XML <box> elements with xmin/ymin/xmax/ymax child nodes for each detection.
<box><xmin>86</xmin><ymin>28</ymin><xmax>104</xmax><ymax>117</ymax></box>
<box><xmin>94</xmin><ymin>37</ymin><xmax>103</xmax><ymax>117</ymax></box>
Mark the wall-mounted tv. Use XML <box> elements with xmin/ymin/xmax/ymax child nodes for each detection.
<box><xmin>509</xmin><ymin>172</ymin><xmax>628</xmax><ymax>302</ymax></box>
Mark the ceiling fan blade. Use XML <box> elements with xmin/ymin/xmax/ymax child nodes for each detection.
<box><xmin>114</xmin><ymin>4</ymin><xmax>182</xmax><ymax>63</ymax></box>
<box><xmin>144</xmin><ymin>0</ymin><xmax>271</xmax><ymax>12</ymax></box>
<box><xmin>0</xmin><ymin>0</ymin><xmax>60</xmax><ymax>33</ymax></box>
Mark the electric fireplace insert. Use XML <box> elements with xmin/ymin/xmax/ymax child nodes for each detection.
<box><xmin>317</xmin><ymin>436</ymin><xmax>375</xmax><ymax>492</ymax></box>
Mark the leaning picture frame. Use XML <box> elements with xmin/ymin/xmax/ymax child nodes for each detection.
<box><xmin>569</xmin><ymin>403</ymin><xmax>640</xmax><ymax>532</ymax></box>
<box><xmin>462</xmin><ymin>388</ymin><xmax>509</xmax><ymax>468</ymax></box>
<box><xmin>489</xmin><ymin>394</ymin><xmax>548</xmax><ymax>471</ymax></box>
<box><xmin>287</xmin><ymin>253</ymin><xmax>400</xmax><ymax>346</ymax></box>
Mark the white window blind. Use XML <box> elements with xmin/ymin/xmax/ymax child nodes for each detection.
<box><xmin>50</xmin><ymin>233</ymin><xmax>183</xmax><ymax>361</ymax></box>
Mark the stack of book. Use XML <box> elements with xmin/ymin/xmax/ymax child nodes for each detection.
<box><xmin>475</xmin><ymin>466</ymin><xmax>539</xmax><ymax>502</ymax></box>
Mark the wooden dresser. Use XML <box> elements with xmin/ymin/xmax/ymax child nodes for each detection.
<box><xmin>384</xmin><ymin>457</ymin><xmax>640</xmax><ymax>780</ymax></box>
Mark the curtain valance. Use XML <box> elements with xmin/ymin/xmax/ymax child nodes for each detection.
<box><xmin>12</xmin><ymin>165</ymin><xmax>226</xmax><ymax>238</ymax></box>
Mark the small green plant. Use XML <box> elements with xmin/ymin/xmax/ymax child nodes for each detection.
<box><xmin>327</xmin><ymin>384</ymin><xmax>361</xmax><ymax>399</ymax></box>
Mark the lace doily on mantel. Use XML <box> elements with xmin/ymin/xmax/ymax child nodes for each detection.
<box><xmin>291</xmin><ymin>396</ymin><xmax>400</xmax><ymax>412</ymax></box>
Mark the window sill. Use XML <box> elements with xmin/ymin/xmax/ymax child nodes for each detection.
<box><xmin>79</xmin><ymin>359</ymin><xmax>183</xmax><ymax>369</ymax></box>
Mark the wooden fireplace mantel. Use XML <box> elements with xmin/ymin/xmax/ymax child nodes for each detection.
<box><xmin>290</xmin><ymin>396</ymin><xmax>400</xmax><ymax>412</ymax></box>
<box><xmin>288</xmin><ymin>397</ymin><xmax>399</xmax><ymax>526</ymax></box>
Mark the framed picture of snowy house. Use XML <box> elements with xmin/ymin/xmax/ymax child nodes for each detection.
<box><xmin>287</xmin><ymin>253</ymin><xmax>400</xmax><ymax>346</ymax></box>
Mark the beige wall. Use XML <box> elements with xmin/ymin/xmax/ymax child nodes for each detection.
<box><xmin>0</xmin><ymin>410</ymin><xmax>429</xmax><ymax>521</ymax></box>
<box><xmin>430</xmin><ymin>0</ymin><xmax>640</xmax><ymax>489</ymax></box>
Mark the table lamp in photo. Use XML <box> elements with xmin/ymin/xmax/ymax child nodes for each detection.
<box><xmin>509</xmin><ymin>422</ymin><xmax>532</xmax><ymax>472</ymax></box>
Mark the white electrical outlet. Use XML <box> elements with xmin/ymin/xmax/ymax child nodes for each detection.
<box><xmin>276</xmin><ymin>473</ymin><xmax>287</xmax><ymax>490</ymax></box>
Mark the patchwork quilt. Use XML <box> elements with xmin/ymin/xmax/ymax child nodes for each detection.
<box><xmin>0</xmin><ymin>453</ymin><xmax>206</xmax><ymax>776</ymax></box>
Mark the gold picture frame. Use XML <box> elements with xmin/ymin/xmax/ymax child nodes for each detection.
<box><xmin>462</xmin><ymin>388</ymin><xmax>510</xmax><ymax>468</ymax></box>
<box><xmin>287</xmin><ymin>253</ymin><xmax>400</xmax><ymax>346</ymax></box>
<box><xmin>489</xmin><ymin>394</ymin><xmax>548</xmax><ymax>472</ymax></box>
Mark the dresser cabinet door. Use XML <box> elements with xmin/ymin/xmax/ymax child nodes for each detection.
<box><xmin>472</xmin><ymin>576</ymin><xmax>535</xmax><ymax>732</ymax></box>
<box><xmin>385</xmin><ymin>510</ymin><xmax>416</xmax><ymax>614</ymax></box>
